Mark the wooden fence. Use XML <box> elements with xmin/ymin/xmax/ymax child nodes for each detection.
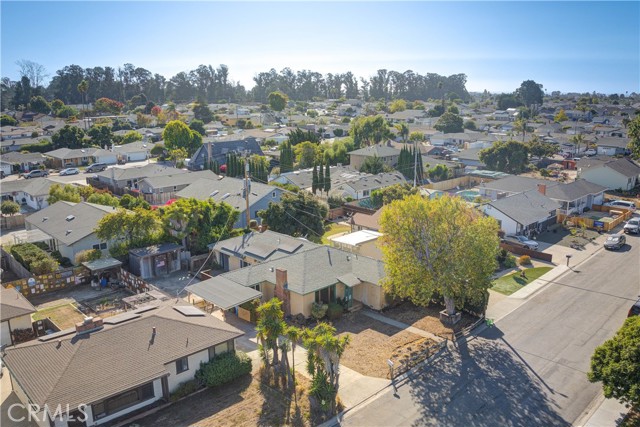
<box><xmin>558</xmin><ymin>205</ymin><xmax>632</xmax><ymax>232</ymax></box>
<box><xmin>0</xmin><ymin>214</ymin><xmax>25</xmax><ymax>230</ymax></box>
<box><xmin>499</xmin><ymin>243</ymin><xmax>553</xmax><ymax>262</ymax></box>
<box><xmin>3</xmin><ymin>266</ymin><xmax>91</xmax><ymax>297</ymax></box>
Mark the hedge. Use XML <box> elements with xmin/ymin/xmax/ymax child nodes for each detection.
<box><xmin>195</xmin><ymin>351</ymin><xmax>252</xmax><ymax>388</ymax></box>
<box><xmin>10</xmin><ymin>243</ymin><xmax>59</xmax><ymax>274</ymax></box>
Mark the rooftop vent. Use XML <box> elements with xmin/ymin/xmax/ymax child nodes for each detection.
<box><xmin>42</xmin><ymin>217</ymin><xmax>48</xmax><ymax>222</ymax></box>
<box><xmin>66</xmin><ymin>215</ymin><xmax>75</xmax><ymax>221</ymax></box>
<box><xmin>66</xmin><ymin>230</ymin><xmax>72</xmax><ymax>235</ymax></box>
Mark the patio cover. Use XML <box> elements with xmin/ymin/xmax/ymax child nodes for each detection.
<box><xmin>185</xmin><ymin>276</ymin><xmax>261</xmax><ymax>310</ymax></box>
<box><xmin>81</xmin><ymin>257</ymin><xmax>122</xmax><ymax>272</ymax></box>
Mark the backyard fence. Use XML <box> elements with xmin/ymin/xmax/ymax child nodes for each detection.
<box><xmin>0</xmin><ymin>213</ymin><xmax>25</xmax><ymax>230</ymax></box>
<box><xmin>3</xmin><ymin>265</ymin><xmax>90</xmax><ymax>297</ymax></box>
<box><xmin>119</xmin><ymin>268</ymin><xmax>153</xmax><ymax>293</ymax></box>
<box><xmin>558</xmin><ymin>205</ymin><xmax>632</xmax><ymax>232</ymax></box>
<box><xmin>1</xmin><ymin>247</ymin><xmax>32</xmax><ymax>280</ymax></box>
<box><xmin>499</xmin><ymin>243</ymin><xmax>553</xmax><ymax>262</ymax></box>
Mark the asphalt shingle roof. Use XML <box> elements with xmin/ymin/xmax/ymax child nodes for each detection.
<box><xmin>487</xmin><ymin>190</ymin><xmax>560</xmax><ymax>226</ymax></box>
<box><xmin>2</xmin><ymin>301</ymin><xmax>243</xmax><ymax>409</ymax></box>
<box><xmin>94</xmin><ymin>163</ymin><xmax>186</xmax><ymax>182</ymax></box>
<box><xmin>348</xmin><ymin>144</ymin><xmax>401</xmax><ymax>158</ymax></box>
<box><xmin>545</xmin><ymin>179</ymin><xmax>607</xmax><ymax>201</ymax></box>
<box><xmin>0</xmin><ymin>286</ymin><xmax>36</xmax><ymax>322</ymax></box>
<box><xmin>0</xmin><ymin>177</ymin><xmax>55</xmax><ymax>197</ymax></box>
<box><xmin>578</xmin><ymin>157</ymin><xmax>640</xmax><ymax>178</ymax></box>
<box><xmin>141</xmin><ymin>170</ymin><xmax>218</xmax><ymax>189</ymax></box>
<box><xmin>211</xmin><ymin>230</ymin><xmax>318</xmax><ymax>261</ymax></box>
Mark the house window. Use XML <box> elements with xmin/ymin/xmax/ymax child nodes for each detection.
<box><xmin>92</xmin><ymin>382</ymin><xmax>155</xmax><ymax>420</ymax></box>
<box><xmin>173</xmin><ymin>186</ymin><xmax>177</xmax><ymax>192</ymax></box>
<box><xmin>272</xmin><ymin>192</ymin><xmax>277</xmax><ymax>198</ymax></box>
<box><xmin>176</xmin><ymin>356</ymin><xmax>189</xmax><ymax>373</ymax></box>
<box><xmin>315</xmin><ymin>285</ymin><xmax>336</xmax><ymax>304</ymax></box>
<box><xmin>363</xmin><ymin>190</ymin><xmax>369</xmax><ymax>197</ymax></box>
<box><xmin>208</xmin><ymin>341</ymin><xmax>232</xmax><ymax>360</ymax></box>
<box><xmin>93</xmin><ymin>242</ymin><xmax>107</xmax><ymax>250</ymax></box>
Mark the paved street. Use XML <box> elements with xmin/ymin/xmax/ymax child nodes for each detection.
<box><xmin>339</xmin><ymin>234</ymin><xmax>640</xmax><ymax>427</ymax></box>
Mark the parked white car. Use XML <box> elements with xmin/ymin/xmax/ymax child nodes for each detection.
<box><xmin>502</xmin><ymin>235</ymin><xmax>540</xmax><ymax>250</ymax></box>
<box><xmin>605</xmin><ymin>200</ymin><xmax>637</xmax><ymax>212</ymax></box>
<box><xmin>623</xmin><ymin>217</ymin><xmax>640</xmax><ymax>234</ymax></box>
<box><xmin>584</xmin><ymin>149</ymin><xmax>597</xmax><ymax>156</ymax></box>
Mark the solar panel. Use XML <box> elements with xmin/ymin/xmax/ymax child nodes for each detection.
<box><xmin>173</xmin><ymin>305</ymin><xmax>206</xmax><ymax>317</ymax></box>
<box><xmin>103</xmin><ymin>313</ymin><xmax>141</xmax><ymax>325</ymax></box>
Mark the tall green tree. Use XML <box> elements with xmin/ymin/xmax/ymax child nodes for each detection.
<box><xmin>370</xmin><ymin>183</ymin><xmax>418</xmax><ymax>209</ymax></box>
<box><xmin>350</xmin><ymin>115</ymin><xmax>391</xmax><ymax>148</ymax></box>
<box><xmin>268</xmin><ymin>91</ymin><xmax>288</xmax><ymax>112</ymax></box>
<box><xmin>359</xmin><ymin>155</ymin><xmax>385</xmax><ymax>174</ymax></box>
<box><xmin>88</xmin><ymin>124</ymin><xmax>113</xmax><ymax>148</ymax></box>
<box><xmin>395</xmin><ymin>122</ymin><xmax>409</xmax><ymax>143</ymax></box>
<box><xmin>48</xmin><ymin>184</ymin><xmax>82</xmax><ymax>204</ymax></box>
<box><xmin>52</xmin><ymin>125</ymin><xmax>86</xmax><ymax>149</ymax></box>
<box><xmin>379</xmin><ymin>194</ymin><xmax>499</xmax><ymax>317</ymax></box>
<box><xmin>434</xmin><ymin>112</ymin><xmax>464</xmax><ymax>134</ymax></box>
<box><xmin>588</xmin><ymin>316</ymin><xmax>640</xmax><ymax>407</ymax></box>
<box><xmin>479</xmin><ymin>140</ymin><xmax>530</xmax><ymax>173</ymax></box>
<box><xmin>256</xmin><ymin>298</ymin><xmax>286</xmax><ymax>371</ymax></box>
<box><xmin>192</xmin><ymin>102</ymin><xmax>214</xmax><ymax>123</ymax></box>
<box><xmin>77</xmin><ymin>79</ymin><xmax>89</xmax><ymax>129</ymax></box>
<box><xmin>626</xmin><ymin>115</ymin><xmax>640</xmax><ymax>159</ymax></box>
<box><xmin>95</xmin><ymin>208</ymin><xmax>162</xmax><ymax>256</ymax></box>
<box><xmin>516</xmin><ymin>80</ymin><xmax>544</xmax><ymax>109</ymax></box>
<box><xmin>279</xmin><ymin>141</ymin><xmax>294</xmax><ymax>173</ymax></box>
<box><xmin>294</xmin><ymin>141</ymin><xmax>317</xmax><ymax>169</ymax></box>
<box><xmin>29</xmin><ymin>96</ymin><xmax>50</xmax><ymax>114</ymax></box>
<box><xmin>189</xmin><ymin>119</ymin><xmax>207</xmax><ymax>136</ymax></box>
<box><xmin>162</xmin><ymin>120</ymin><xmax>203</xmax><ymax>156</ymax></box>
<box><xmin>324</xmin><ymin>161</ymin><xmax>331</xmax><ymax>193</ymax></box>
<box><xmin>317</xmin><ymin>159</ymin><xmax>324</xmax><ymax>194</ymax></box>
<box><xmin>312</xmin><ymin>164</ymin><xmax>319</xmax><ymax>194</ymax></box>
<box><xmin>258</xmin><ymin>192</ymin><xmax>328</xmax><ymax>242</ymax></box>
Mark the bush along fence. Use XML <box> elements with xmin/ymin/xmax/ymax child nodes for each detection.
<box><xmin>1</xmin><ymin>247</ymin><xmax>32</xmax><ymax>279</ymax></box>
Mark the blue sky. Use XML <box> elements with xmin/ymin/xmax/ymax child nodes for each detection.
<box><xmin>1</xmin><ymin>1</ymin><xmax>639</xmax><ymax>94</ymax></box>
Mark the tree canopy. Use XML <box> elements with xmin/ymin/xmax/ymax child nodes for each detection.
<box><xmin>350</xmin><ymin>115</ymin><xmax>391</xmax><ymax>148</ymax></box>
<box><xmin>52</xmin><ymin>125</ymin><xmax>86</xmax><ymax>149</ymax></box>
<box><xmin>479</xmin><ymin>140</ymin><xmax>530</xmax><ymax>174</ymax></box>
<box><xmin>258</xmin><ymin>192</ymin><xmax>327</xmax><ymax>242</ymax></box>
<box><xmin>370</xmin><ymin>183</ymin><xmax>418</xmax><ymax>209</ymax></box>
<box><xmin>588</xmin><ymin>316</ymin><xmax>640</xmax><ymax>406</ymax></box>
<box><xmin>516</xmin><ymin>80</ymin><xmax>544</xmax><ymax>108</ymax></box>
<box><xmin>268</xmin><ymin>91</ymin><xmax>288</xmax><ymax>112</ymax></box>
<box><xmin>628</xmin><ymin>115</ymin><xmax>640</xmax><ymax>159</ymax></box>
<box><xmin>379</xmin><ymin>194</ymin><xmax>499</xmax><ymax>315</ymax></box>
<box><xmin>434</xmin><ymin>112</ymin><xmax>463</xmax><ymax>134</ymax></box>
<box><xmin>162</xmin><ymin>120</ymin><xmax>203</xmax><ymax>156</ymax></box>
<box><xmin>359</xmin><ymin>155</ymin><xmax>385</xmax><ymax>175</ymax></box>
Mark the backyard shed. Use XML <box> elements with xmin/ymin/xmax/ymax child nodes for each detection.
<box><xmin>129</xmin><ymin>243</ymin><xmax>183</xmax><ymax>279</ymax></box>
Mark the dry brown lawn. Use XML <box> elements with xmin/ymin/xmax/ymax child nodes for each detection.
<box><xmin>382</xmin><ymin>302</ymin><xmax>478</xmax><ymax>340</ymax></box>
<box><xmin>32</xmin><ymin>303</ymin><xmax>85</xmax><ymax>330</ymax></box>
<box><xmin>135</xmin><ymin>373</ymin><xmax>318</xmax><ymax>427</ymax></box>
<box><xmin>331</xmin><ymin>312</ymin><xmax>437</xmax><ymax>379</ymax></box>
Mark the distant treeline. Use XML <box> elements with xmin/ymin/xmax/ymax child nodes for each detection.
<box><xmin>2</xmin><ymin>63</ymin><xmax>471</xmax><ymax>108</ymax></box>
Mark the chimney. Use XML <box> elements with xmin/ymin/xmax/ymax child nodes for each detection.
<box><xmin>274</xmin><ymin>268</ymin><xmax>291</xmax><ymax>316</ymax></box>
<box><xmin>537</xmin><ymin>184</ymin><xmax>546</xmax><ymax>195</ymax></box>
<box><xmin>75</xmin><ymin>317</ymin><xmax>103</xmax><ymax>335</ymax></box>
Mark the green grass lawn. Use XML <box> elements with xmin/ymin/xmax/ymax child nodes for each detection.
<box><xmin>321</xmin><ymin>223</ymin><xmax>351</xmax><ymax>244</ymax></box>
<box><xmin>491</xmin><ymin>267</ymin><xmax>552</xmax><ymax>296</ymax></box>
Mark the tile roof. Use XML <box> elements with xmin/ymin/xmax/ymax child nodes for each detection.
<box><xmin>0</xmin><ymin>286</ymin><xmax>36</xmax><ymax>321</ymax></box>
<box><xmin>210</xmin><ymin>230</ymin><xmax>319</xmax><ymax>261</ymax></box>
<box><xmin>487</xmin><ymin>190</ymin><xmax>560</xmax><ymax>226</ymax></box>
<box><xmin>25</xmin><ymin>202</ymin><xmax>117</xmax><ymax>245</ymax></box>
<box><xmin>2</xmin><ymin>301</ymin><xmax>243</xmax><ymax>409</ymax></box>
<box><xmin>219</xmin><ymin>246</ymin><xmax>385</xmax><ymax>296</ymax></box>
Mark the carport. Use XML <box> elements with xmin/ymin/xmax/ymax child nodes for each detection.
<box><xmin>185</xmin><ymin>276</ymin><xmax>261</xmax><ymax>315</ymax></box>
<box><xmin>82</xmin><ymin>257</ymin><xmax>122</xmax><ymax>287</ymax></box>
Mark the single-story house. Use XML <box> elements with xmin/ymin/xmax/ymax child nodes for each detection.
<box><xmin>270</xmin><ymin>165</ymin><xmax>361</xmax><ymax>192</ymax></box>
<box><xmin>188</xmin><ymin>136</ymin><xmax>264</xmax><ymax>171</ymax></box>
<box><xmin>577</xmin><ymin>157</ymin><xmax>640</xmax><ymax>191</ymax></box>
<box><xmin>350</xmin><ymin>207</ymin><xmax>383</xmax><ymax>232</ymax></box>
<box><xmin>452</xmin><ymin>147</ymin><xmax>485</xmax><ymax>168</ymax></box>
<box><xmin>0</xmin><ymin>151</ymin><xmax>48</xmax><ymax>174</ymax></box>
<box><xmin>2</xmin><ymin>301</ymin><xmax>243</xmax><ymax>427</ymax></box>
<box><xmin>174</xmin><ymin>176</ymin><xmax>288</xmax><ymax>228</ymax></box>
<box><xmin>112</xmin><ymin>140</ymin><xmax>158</xmax><ymax>163</ymax></box>
<box><xmin>138</xmin><ymin>170</ymin><xmax>219</xmax><ymax>205</ymax></box>
<box><xmin>0</xmin><ymin>136</ymin><xmax>50</xmax><ymax>154</ymax></box>
<box><xmin>594</xmin><ymin>137</ymin><xmax>630</xmax><ymax>156</ymax></box>
<box><xmin>187</xmin><ymin>245</ymin><xmax>387</xmax><ymax>317</ymax></box>
<box><xmin>1</xmin><ymin>286</ymin><xmax>36</xmax><ymax>347</ymax></box>
<box><xmin>92</xmin><ymin>164</ymin><xmax>188</xmax><ymax>192</ymax></box>
<box><xmin>329</xmin><ymin>230</ymin><xmax>383</xmax><ymax>260</ymax></box>
<box><xmin>347</xmin><ymin>143</ymin><xmax>401</xmax><ymax>171</ymax></box>
<box><xmin>0</xmin><ymin>177</ymin><xmax>55</xmax><ymax>211</ymax></box>
<box><xmin>210</xmin><ymin>229</ymin><xmax>319</xmax><ymax>272</ymax></box>
<box><xmin>483</xmin><ymin>189</ymin><xmax>560</xmax><ymax>236</ymax></box>
<box><xmin>45</xmin><ymin>147</ymin><xmax>117</xmax><ymax>168</ymax></box>
<box><xmin>129</xmin><ymin>243</ymin><xmax>183</xmax><ymax>279</ymax></box>
<box><xmin>544</xmin><ymin>179</ymin><xmax>607</xmax><ymax>215</ymax></box>
<box><xmin>25</xmin><ymin>202</ymin><xmax>118</xmax><ymax>263</ymax></box>
<box><xmin>334</xmin><ymin>172</ymin><xmax>406</xmax><ymax>200</ymax></box>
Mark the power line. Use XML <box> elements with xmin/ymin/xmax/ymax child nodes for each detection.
<box><xmin>284</xmin><ymin>210</ymin><xmax>323</xmax><ymax>238</ymax></box>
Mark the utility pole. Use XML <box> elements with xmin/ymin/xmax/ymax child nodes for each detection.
<box><xmin>413</xmin><ymin>138</ymin><xmax>418</xmax><ymax>188</ymax></box>
<box><xmin>244</xmin><ymin>150</ymin><xmax>251</xmax><ymax>227</ymax></box>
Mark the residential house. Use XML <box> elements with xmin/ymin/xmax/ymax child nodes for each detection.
<box><xmin>594</xmin><ymin>137</ymin><xmax>630</xmax><ymax>156</ymax></box>
<box><xmin>0</xmin><ymin>178</ymin><xmax>55</xmax><ymax>211</ymax></box>
<box><xmin>565</xmin><ymin>110</ymin><xmax>593</xmax><ymax>121</ymax></box>
<box><xmin>92</xmin><ymin>164</ymin><xmax>188</xmax><ymax>192</ymax></box>
<box><xmin>174</xmin><ymin>176</ymin><xmax>288</xmax><ymax>228</ymax></box>
<box><xmin>350</xmin><ymin>208</ymin><xmax>383</xmax><ymax>232</ymax></box>
<box><xmin>112</xmin><ymin>140</ymin><xmax>158</xmax><ymax>163</ymax></box>
<box><xmin>210</xmin><ymin>230</ymin><xmax>319</xmax><ymax>272</ymax></box>
<box><xmin>2</xmin><ymin>301</ymin><xmax>243</xmax><ymax>427</ymax></box>
<box><xmin>270</xmin><ymin>165</ymin><xmax>361</xmax><ymax>191</ymax></box>
<box><xmin>453</xmin><ymin>147</ymin><xmax>485</xmax><ymax>169</ymax></box>
<box><xmin>429</xmin><ymin>132</ymin><xmax>475</xmax><ymax>147</ymax></box>
<box><xmin>577</xmin><ymin>157</ymin><xmax>640</xmax><ymax>191</ymax></box>
<box><xmin>0</xmin><ymin>286</ymin><xmax>36</xmax><ymax>347</ymax></box>
<box><xmin>347</xmin><ymin>143</ymin><xmax>401</xmax><ymax>171</ymax></box>
<box><xmin>187</xmin><ymin>246</ymin><xmax>387</xmax><ymax>317</ymax></box>
<box><xmin>329</xmin><ymin>230</ymin><xmax>383</xmax><ymax>260</ymax></box>
<box><xmin>0</xmin><ymin>151</ymin><xmax>48</xmax><ymax>174</ymax></box>
<box><xmin>483</xmin><ymin>189</ymin><xmax>560</xmax><ymax>236</ymax></box>
<box><xmin>385</xmin><ymin>109</ymin><xmax>427</xmax><ymax>123</ymax></box>
<box><xmin>45</xmin><ymin>147</ymin><xmax>117</xmax><ymax>168</ymax></box>
<box><xmin>25</xmin><ymin>202</ymin><xmax>118</xmax><ymax>263</ymax></box>
<box><xmin>335</xmin><ymin>172</ymin><xmax>406</xmax><ymax>200</ymax></box>
<box><xmin>188</xmin><ymin>136</ymin><xmax>263</xmax><ymax>171</ymax></box>
<box><xmin>0</xmin><ymin>136</ymin><xmax>50</xmax><ymax>154</ymax></box>
<box><xmin>138</xmin><ymin>170</ymin><xmax>219</xmax><ymax>205</ymax></box>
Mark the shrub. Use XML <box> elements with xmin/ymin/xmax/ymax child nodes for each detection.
<box><xmin>170</xmin><ymin>379</ymin><xmax>201</xmax><ymax>401</ymax></box>
<box><xmin>503</xmin><ymin>254</ymin><xmax>517</xmax><ymax>268</ymax></box>
<box><xmin>1</xmin><ymin>200</ymin><xmax>20</xmax><ymax>215</ymax></box>
<box><xmin>327</xmin><ymin>195</ymin><xmax>345</xmax><ymax>209</ymax></box>
<box><xmin>10</xmin><ymin>243</ymin><xmax>59</xmax><ymax>274</ymax></box>
<box><xmin>75</xmin><ymin>249</ymin><xmax>102</xmax><ymax>265</ymax></box>
<box><xmin>518</xmin><ymin>255</ymin><xmax>532</xmax><ymax>266</ymax></box>
<box><xmin>195</xmin><ymin>351</ymin><xmax>252</xmax><ymax>388</ymax></box>
<box><xmin>311</xmin><ymin>302</ymin><xmax>328</xmax><ymax>320</ymax></box>
<box><xmin>333</xmin><ymin>129</ymin><xmax>344</xmax><ymax>137</ymax></box>
<box><xmin>327</xmin><ymin>302</ymin><xmax>344</xmax><ymax>321</ymax></box>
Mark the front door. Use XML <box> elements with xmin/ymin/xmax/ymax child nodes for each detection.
<box><xmin>344</xmin><ymin>286</ymin><xmax>353</xmax><ymax>309</ymax></box>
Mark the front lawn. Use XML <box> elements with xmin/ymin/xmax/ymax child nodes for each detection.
<box><xmin>321</xmin><ymin>223</ymin><xmax>351</xmax><ymax>244</ymax></box>
<box><xmin>491</xmin><ymin>267</ymin><xmax>552</xmax><ymax>296</ymax></box>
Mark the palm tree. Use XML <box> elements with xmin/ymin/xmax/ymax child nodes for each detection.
<box><xmin>77</xmin><ymin>80</ymin><xmax>89</xmax><ymax>130</ymax></box>
<box><xmin>285</xmin><ymin>325</ymin><xmax>302</xmax><ymax>400</ymax></box>
<box><xmin>437</xmin><ymin>81</ymin><xmax>445</xmax><ymax>111</ymax></box>
<box><xmin>395</xmin><ymin>123</ymin><xmax>409</xmax><ymax>143</ymax></box>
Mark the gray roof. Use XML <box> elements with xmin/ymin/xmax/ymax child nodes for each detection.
<box><xmin>2</xmin><ymin>301</ymin><xmax>243</xmax><ymax>410</ymax></box>
<box><xmin>487</xmin><ymin>190</ymin><xmax>560</xmax><ymax>226</ymax></box>
<box><xmin>481</xmin><ymin>175</ymin><xmax>560</xmax><ymax>194</ymax></box>
<box><xmin>25</xmin><ymin>202</ymin><xmax>117</xmax><ymax>245</ymax></box>
<box><xmin>595</xmin><ymin>137</ymin><xmax>629</xmax><ymax>148</ymax></box>
<box><xmin>348</xmin><ymin>143</ymin><xmax>401</xmax><ymax>158</ymax></box>
<box><xmin>0</xmin><ymin>177</ymin><xmax>55</xmax><ymax>197</ymax></box>
<box><xmin>112</xmin><ymin>140</ymin><xmax>158</xmax><ymax>154</ymax></box>
<box><xmin>578</xmin><ymin>157</ymin><xmax>640</xmax><ymax>178</ymax></box>
<box><xmin>45</xmin><ymin>147</ymin><xmax>112</xmax><ymax>160</ymax></box>
<box><xmin>219</xmin><ymin>246</ymin><xmax>385</xmax><ymax>296</ymax></box>
<box><xmin>94</xmin><ymin>163</ymin><xmax>186</xmax><ymax>182</ymax></box>
<box><xmin>81</xmin><ymin>257</ymin><xmax>122</xmax><ymax>272</ymax></box>
<box><xmin>186</xmin><ymin>276</ymin><xmax>262</xmax><ymax>310</ymax></box>
<box><xmin>277</xmin><ymin>165</ymin><xmax>361</xmax><ymax>189</ymax></box>
<box><xmin>175</xmin><ymin>177</ymin><xmax>286</xmax><ymax>213</ymax></box>
<box><xmin>342</xmin><ymin>172</ymin><xmax>406</xmax><ymax>192</ymax></box>
<box><xmin>129</xmin><ymin>243</ymin><xmax>183</xmax><ymax>258</ymax></box>
<box><xmin>0</xmin><ymin>151</ymin><xmax>47</xmax><ymax>164</ymax></box>
<box><xmin>0</xmin><ymin>137</ymin><xmax>51</xmax><ymax>148</ymax></box>
<box><xmin>211</xmin><ymin>230</ymin><xmax>319</xmax><ymax>261</ymax></box>
<box><xmin>141</xmin><ymin>170</ymin><xmax>218</xmax><ymax>189</ymax></box>
<box><xmin>0</xmin><ymin>286</ymin><xmax>36</xmax><ymax>322</ymax></box>
<box><xmin>545</xmin><ymin>179</ymin><xmax>607</xmax><ymax>201</ymax></box>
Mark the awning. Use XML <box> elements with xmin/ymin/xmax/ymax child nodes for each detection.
<box><xmin>82</xmin><ymin>257</ymin><xmax>122</xmax><ymax>272</ymax></box>
<box><xmin>336</xmin><ymin>273</ymin><xmax>362</xmax><ymax>288</ymax></box>
<box><xmin>185</xmin><ymin>276</ymin><xmax>262</xmax><ymax>310</ymax></box>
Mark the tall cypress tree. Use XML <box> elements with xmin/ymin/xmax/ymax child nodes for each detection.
<box><xmin>312</xmin><ymin>164</ymin><xmax>318</xmax><ymax>194</ymax></box>
<box><xmin>324</xmin><ymin>161</ymin><xmax>331</xmax><ymax>193</ymax></box>
<box><xmin>280</xmin><ymin>142</ymin><xmax>293</xmax><ymax>173</ymax></box>
<box><xmin>318</xmin><ymin>159</ymin><xmax>324</xmax><ymax>195</ymax></box>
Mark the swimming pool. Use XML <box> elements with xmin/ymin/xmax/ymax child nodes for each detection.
<box><xmin>455</xmin><ymin>189</ymin><xmax>480</xmax><ymax>202</ymax></box>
